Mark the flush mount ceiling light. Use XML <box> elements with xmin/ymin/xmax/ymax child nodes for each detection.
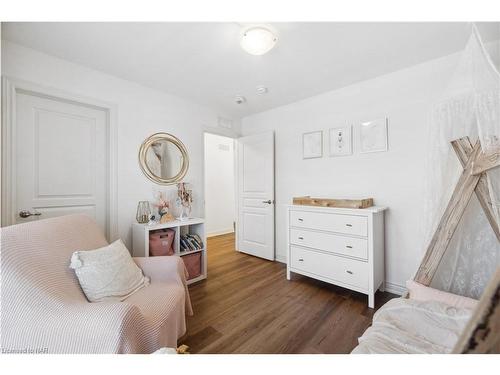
<box><xmin>240</xmin><ymin>26</ymin><xmax>277</xmax><ymax>56</ymax></box>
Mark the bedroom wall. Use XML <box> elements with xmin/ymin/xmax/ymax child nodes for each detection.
<box><xmin>240</xmin><ymin>50</ymin><xmax>478</xmax><ymax>295</ymax></box>
<box><xmin>1</xmin><ymin>41</ymin><xmax>240</xmax><ymax>249</ymax></box>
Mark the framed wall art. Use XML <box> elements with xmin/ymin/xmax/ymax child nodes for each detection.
<box><xmin>302</xmin><ymin>131</ymin><xmax>323</xmax><ymax>159</ymax></box>
<box><xmin>359</xmin><ymin>118</ymin><xmax>388</xmax><ymax>153</ymax></box>
<box><xmin>329</xmin><ymin>125</ymin><xmax>352</xmax><ymax>156</ymax></box>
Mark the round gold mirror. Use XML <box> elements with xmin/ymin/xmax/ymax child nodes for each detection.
<box><xmin>138</xmin><ymin>133</ymin><xmax>189</xmax><ymax>185</ymax></box>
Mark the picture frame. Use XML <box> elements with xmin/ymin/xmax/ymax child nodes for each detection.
<box><xmin>329</xmin><ymin>125</ymin><xmax>353</xmax><ymax>156</ymax></box>
<box><xmin>359</xmin><ymin>118</ymin><xmax>388</xmax><ymax>153</ymax></box>
<box><xmin>302</xmin><ymin>131</ymin><xmax>323</xmax><ymax>159</ymax></box>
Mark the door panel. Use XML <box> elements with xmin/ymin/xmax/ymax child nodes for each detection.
<box><xmin>237</xmin><ymin>132</ymin><xmax>274</xmax><ymax>260</ymax></box>
<box><xmin>35</xmin><ymin>109</ymin><xmax>95</xmax><ymax>197</ymax></box>
<box><xmin>15</xmin><ymin>92</ymin><xmax>107</xmax><ymax>233</ymax></box>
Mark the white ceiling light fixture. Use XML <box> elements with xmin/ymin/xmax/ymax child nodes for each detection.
<box><xmin>240</xmin><ymin>26</ymin><xmax>278</xmax><ymax>56</ymax></box>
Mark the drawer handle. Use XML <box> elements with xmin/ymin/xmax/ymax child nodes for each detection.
<box><xmin>345</xmin><ymin>224</ymin><xmax>352</xmax><ymax>227</ymax></box>
<box><xmin>298</xmin><ymin>236</ymin><xmax>304</xmax><ymax>240</ymax></box>
<box><xmin>346</xmin><ymin>245</ymin><xmax>353</xmax><ymax>249</ymax></box>
<box><xmin>298</xmin><ymin>218</ymin><xmax>304</xmax><ymax>222</ymax></box>
<box><xmin>346</xmin><ymin>270</ymin><xmax>353</xmax><ymax>275</ymax></box>
<box><xmin>298</xmin><ymin>258</ymin><xmax>304</xmax><ymax>262</ymax></box>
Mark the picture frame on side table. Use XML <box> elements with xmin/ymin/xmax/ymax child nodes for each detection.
<box><xmin>359</xmin><ymin>118</ymin><xmax>388</xmax><ymax>153</ymax></box>
<box><xmin>303</xmin><ymin>131</ymin><xmax>323</xmax><ymax>159</ymax></box>
<box><xmin>329</xmin><ymin>125</ymin><xmax>353</xmax><ymax>156</ymax></box>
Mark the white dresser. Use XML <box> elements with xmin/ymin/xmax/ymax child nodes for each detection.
<box><xmin>287</xmin><ymin>205</ymin><xmax>387</xmax><ymax>308</ymax></box>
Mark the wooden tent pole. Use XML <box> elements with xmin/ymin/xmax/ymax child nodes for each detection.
<box><xmin>451</xmin><ymin>137</ymin><xmax>500</xmax><ymax>241</ymax></box>
<box><xmin>415</xmin><ymin>141</ymin><xmax>483</xmax><ymax>285</ymax></box>
<box><xmin>415</xmin><ymin>136</ymin><xmax>500</xmax><ymax>285</ymax></box>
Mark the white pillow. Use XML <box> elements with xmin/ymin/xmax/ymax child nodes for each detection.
<box><xmin>406</xmin><ymin>280</ymin><xmax>478</xmax><ymax>310</ymax></box>
<box><xmin>70</xmin><ymin>239</ymin><xmax>150</xmax><ymax>302</ymax></box>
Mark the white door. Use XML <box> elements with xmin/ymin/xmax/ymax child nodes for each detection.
<box><xmin>236</xmin><ymin>132</ymin><xmax>275</xmax><ymax>260</ymax></box>
<box><xmin>13</xmin><ymin>91</ymin><xmax>108</xmax><ymax>233</ymax></box>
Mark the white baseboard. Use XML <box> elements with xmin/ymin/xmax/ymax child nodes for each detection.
<box><xmin>207</xmin><ymin>228</ymin><xmax>234</xmax><ymax>238</ymax></box>
<box><xmin>384</xmin><ymin>281</ymin><xmax>406</xmax><ymax>296</ymax></box>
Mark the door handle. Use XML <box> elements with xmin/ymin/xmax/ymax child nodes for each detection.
<box><xmin>346</xmin><ymin>270</ymin><xmax>353</xmax><ymax>275</ymax></box>
<box><xmin>19</xmin><ymin>210</ymin><xmax>42</xmax><ymax>218</ymax></box>
<box><xmin>262</xmin><ymin>200</ymin><xmax>273</xmax><ymax>204</ymax></box>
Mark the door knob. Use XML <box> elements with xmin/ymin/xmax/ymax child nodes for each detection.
<box><xmin>262</xmin><ymin>200</ymin><xmax>273</xmax><ymax>204</ymax></box>
<box><xmin>19</xmin><ymin>210</ymin><xmax>42</xmax><ymax>218</ymax></box>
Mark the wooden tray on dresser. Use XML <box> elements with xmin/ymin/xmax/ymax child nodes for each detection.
<box><xmin>292</xmin><ymin>196</ymin><xmax>374</xmax><ymax>209</ymax></box>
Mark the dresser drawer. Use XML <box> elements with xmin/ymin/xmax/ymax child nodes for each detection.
<box><xmin>290</xmin><ymin>228</ymin><xmax>368</xmax><ymax>259</ymax></box>
<box><xmin>290</xmin><ymin>210</ymin><xmax>367</xmax><ymax>237</ymax></box>
<box><xmin>290</xmin><ymin>246</ymin><xmax>368</xmax><ymax>290</ymax></box>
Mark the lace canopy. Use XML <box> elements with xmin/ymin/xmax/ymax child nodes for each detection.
<box><xmin>424</xmin><ymin>25</ymin><xmax>500</xmax><ymax>299</ymax></box>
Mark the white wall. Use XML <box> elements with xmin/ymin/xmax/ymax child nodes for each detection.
<box><xmin>204</xmin><ymin>133</ymin><xmax>235</xmax><ymax>236</ymax></box>
<box><xmin>241</xmin><ymin>52</ymin><xmax>466</xmax><ymax>294</ymax></box>
<box><xmin>1</xmin><ymin>41</ymin><xmax>240</xmax><ymax>249</ymax></box>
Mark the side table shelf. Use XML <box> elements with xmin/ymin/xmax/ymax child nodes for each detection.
<box><xmin>132</xmin><ymin>217</ymin><xmax>207</xmax><ymax>285</ymax></box>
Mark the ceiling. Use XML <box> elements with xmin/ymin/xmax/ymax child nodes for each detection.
<box><xmin>2</xmin><ymin>22</ymin><xmax>499</xmax><ymax>119</ymax></box>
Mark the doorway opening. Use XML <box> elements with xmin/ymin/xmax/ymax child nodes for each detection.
<box><xmin>203</xmin><ymin>133</ymin><xmax>236</xmax><ymax>243</ymax></box>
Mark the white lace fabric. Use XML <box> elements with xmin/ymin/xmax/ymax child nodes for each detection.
<box><xmin>424</xmin><ymin>25</ymin><xmax>500</xmax><ymax>299</ymax></box>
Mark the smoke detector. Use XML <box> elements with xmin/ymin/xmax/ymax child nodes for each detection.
<box><xmin>235</xmin><ymin>95</ymin><xmax>246</xmax><ymax>105</ymax></box>
<box><xmin>256</xmin><ymin>86</ymin><xmax>268</xmax><ymax>95</ymax></box>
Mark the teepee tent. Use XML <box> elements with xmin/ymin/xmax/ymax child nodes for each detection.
<box><xmin>413</xmin><ymin>24</ymin><xmax>500</xmax><ymax>353</ymax></box>
<box><xmin>353</xmin><ymin>25</ymin><xmax>500</xmax><ymax>354</ymax></box>
<box><xmin>415</xmin><ymin>25</ymin><xmax>500</xmax><ymax>297</ymax></box>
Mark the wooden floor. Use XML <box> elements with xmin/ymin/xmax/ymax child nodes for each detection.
<box><xmin>180</xmin><ymin>233</ymin><xmax>396</xmax><ymax>354</ymax></box>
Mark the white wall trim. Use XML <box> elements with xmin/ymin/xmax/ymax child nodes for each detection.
<box><xmin>207</xmin><ymin>228</ymin><xmax>235</xmax><ymax>238</ymax></box>
<box><xmin>275</xmin><ymin>254</ymin><xmax>286</xmax><ymax>264</ymax></box>
<box><xmin>384</xmin><ymin>281</ymin><xmax>406</xmax><ymax>296</ymax></box>
<box><xmin>1</xmin><ymin>76</ymin><xmax>118</xmax><ymax>241</ymax></box>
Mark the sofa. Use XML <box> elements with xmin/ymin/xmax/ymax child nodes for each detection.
<box><xmin>0</xmin><ymin>214</ymin><xmax>193</xmax><ymax>354</ymax></box>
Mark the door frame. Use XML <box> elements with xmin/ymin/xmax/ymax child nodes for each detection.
<box><xmin>1</xmin><ymin>76</ymin><xmax>118</xmax><ymax>241</ymax></box>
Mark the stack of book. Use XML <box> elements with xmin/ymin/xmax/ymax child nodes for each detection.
<box><xmin>180</xmin><ymin>233</ymin><xmax>204</xmax><ymax>253</ymax></box>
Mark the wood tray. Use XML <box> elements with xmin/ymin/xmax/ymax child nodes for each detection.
<box><xmin>292</xmin><ymin>196</ymin><xmax>374</xmax><ymax>209</ymax></box>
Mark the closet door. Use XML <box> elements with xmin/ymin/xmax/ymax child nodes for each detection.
<box><xmin>236</xmin><ymin>131</ymin><xmax>275</xmax><ymax>261</ymax></box>
<box><xmin>13</xmin><ymin>91</ymin><xmax>108</xmax><ymax>233</ymax></box>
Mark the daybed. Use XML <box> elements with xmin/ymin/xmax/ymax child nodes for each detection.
<box><xmin>0</xmin><ymin>214</ymin><xmax>193</xmax><ymax>354</ymax></box>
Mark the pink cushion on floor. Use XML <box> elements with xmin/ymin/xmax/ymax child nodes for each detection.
<box><xmin>406</xmin><ymin>280</ymin><xmax>478</xmax><ymax>310</ymax></box>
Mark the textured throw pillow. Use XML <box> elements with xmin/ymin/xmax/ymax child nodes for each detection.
<box><xmin>70</xmin><ymin>239</ymin><xmax>150</xmax><ymax>302</ymax></box>
<box><xmin>406</xmin><ymin>280</ymin><xmax>478</xmax><ymax>310</ymax></box>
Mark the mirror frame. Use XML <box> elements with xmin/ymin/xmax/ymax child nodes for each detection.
<box><xmin>138</xmin><ymin>132</ymin><xmax>189</xmax><ymax>185</ymax></box>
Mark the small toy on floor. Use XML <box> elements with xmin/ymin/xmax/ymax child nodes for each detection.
<box><xmin>153</xmin><ymin>345</ymin><xmax>190</xmax><ymax>354</ymax></box>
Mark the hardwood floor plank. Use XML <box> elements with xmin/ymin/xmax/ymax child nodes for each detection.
<box><xmin>180</xmin><ymin>232</ymin><xmax>397</xmax><ymax>354</ymax></box>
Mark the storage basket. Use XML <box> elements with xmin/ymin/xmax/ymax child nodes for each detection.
<box><xmin>149</xmin><ymin>229</ymin><xmax>175</xmax><ymax>256</ymax></box>
<box><xmin>182</xmin><ymin>252</ymin><xmax>202</xmax><ymax>280</ymax></box>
